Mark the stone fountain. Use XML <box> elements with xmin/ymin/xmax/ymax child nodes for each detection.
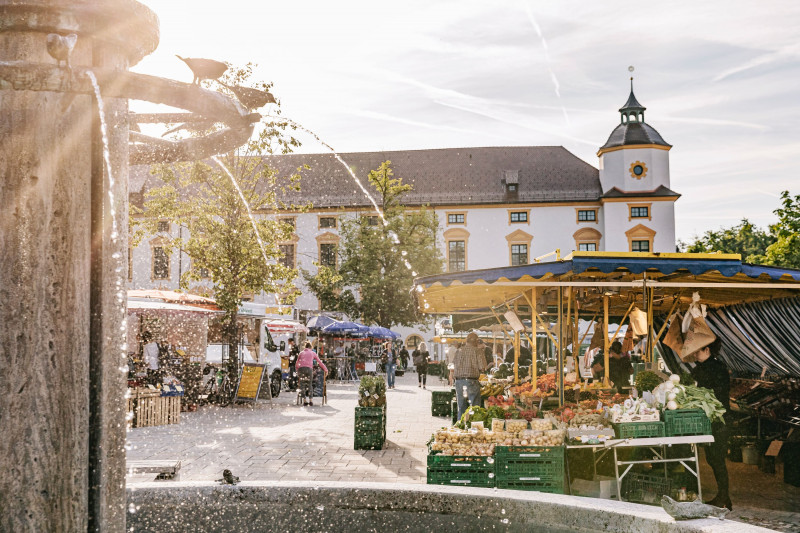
<box><xmin>0</xmin><ymin>1</ymin><xmax>260</xmax><ymax>530</ymax></box>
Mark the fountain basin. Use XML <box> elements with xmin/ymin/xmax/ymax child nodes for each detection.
<box><xmin>127</xmin><ymin>481</ymin><xmax>763</xmax><ymax>533</ymax></box>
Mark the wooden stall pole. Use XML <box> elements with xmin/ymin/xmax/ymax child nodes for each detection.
<box><xmin>529</xmin><ymin>288</ymin><xmax>537</xmax><ymax>388</ymax></box>
<box><xmin>603</xmin><ymin>293</ymin><xmax>610</xmax><ymax>388</ymax></box>
<box><xmin>557</xmin><ymin>286</ymin><xmax>564</xmax><ymax>406</ymax></box>
<box><xmin>514</xmin><ymin>302</ymin><xmax>520</xmax><ymax>384</ymax></box>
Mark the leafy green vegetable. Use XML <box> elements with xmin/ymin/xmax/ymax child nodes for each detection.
<box><xmin>634</xmin><ymin>371</ymin><xmax>663</xmax><ymax>392</ymax></box>
<box><xmin>455</xmin><ymin>406</ymin><xmax>487</xmax><ymax>428</ymax></box>
<box><xmin>673</xmin><ymin>384</ymin><xmax>726</xmax><ymax>423</ymax></box>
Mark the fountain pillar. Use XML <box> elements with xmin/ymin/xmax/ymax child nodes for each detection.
<box><xmin>0</xmin><ymin>2</ymin><xmax>158</xmax><ymax>531</ymax></box>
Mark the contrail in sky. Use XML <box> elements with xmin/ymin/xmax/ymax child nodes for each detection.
<box><xmin>522</xmin><ymin>3</ymin><xmax>570</xmax><ymax>126</ymax></box>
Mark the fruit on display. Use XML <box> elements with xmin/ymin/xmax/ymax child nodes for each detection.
<box><xmin>357</xmin><ymin>375</ymin><xmax>386</xmax><ymax>407</ymax></box>
<box><xmin>480</xmin><ymin>383</ymin><xmax>506</xmax><ymax>398</ymax></box>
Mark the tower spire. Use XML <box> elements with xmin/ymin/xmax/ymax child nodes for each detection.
<box><xmin>619</xmin><ymin>77</ymin><xmax>645</xmax><ymax>124</ymax></box>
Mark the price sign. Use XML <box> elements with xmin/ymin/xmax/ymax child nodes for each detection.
<box><xmin>235</xmin><ymin>363</ymin><xmax>266</xmax><ymax>402</ymax></box>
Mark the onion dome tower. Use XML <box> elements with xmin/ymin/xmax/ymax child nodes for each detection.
<box><xmin>597</xmin><ymin>79</ymin><xmax>672</xmax><ymax>194</ymax></box>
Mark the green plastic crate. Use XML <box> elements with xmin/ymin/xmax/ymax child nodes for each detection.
<box><xmin>432</xmin><ymin>390</ymin><xmax>453</xmax><ymax>403</ymax></box>
<box><xmin>614</xmin><ymin>421</ymin><xmax>665</xmax><ymax>439</ymax></box>
<box><xmin>495</xmin><ymin>446</ymin><xmax>565</xmax><ymax>483</ymax></box>
<box><xmin>427</xmin><ymin>454</ymin><xmax>495</xmax><ymax>488</ymax></box>
<box><xmin>495</xmin><ymin>446</ymin><xmax>565</xmax><ymax>460</ymax></box>
<box><xmin>663</xmin><ymin>409</ymin><xmax>711</xmax><ymax>436</ymax></box>
<box><xmin>432</xmin><ymin>403</ymin><xmax>451</xmax><ymax>417</ymax></box>
<box><xmin>496</xmin><ymin>478</ymin><xmax>565</xmax><ymax>493</ymax></box>
<box><xmin>354</xmin><ymin>426</ymin><xmax>385</xmax><ymax>450</ymax></box>
<box><xmin>451</xmin><ymin>399</ymin><xmax>458</xmax><ymax>425</ymax></box>
<box><xmin>622</xmin><ymin>473</ymin><xmax>672</xmax><ymax>505</ymax></box>
<box><xmin>355</xmin><ymin>406</ymin><xmax>386</xmax><ymax>418</ymax></box>
<box><xmin>355</xmin><ymin>416</ymin><xmax>384</xmax><ymax>431</ymax></box>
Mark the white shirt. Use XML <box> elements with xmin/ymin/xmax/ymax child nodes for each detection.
<box><xmin>144</xmin><ymin>342</ymin><xmax>160</xmax><ymax>370</ymax></box>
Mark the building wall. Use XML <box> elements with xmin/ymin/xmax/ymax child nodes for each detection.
<box><xmin>601</xmin><ymin>199</ymin><xmax>676</xmax><ymax>253</ymax></box>
<box><xmin>599</xmin><ymin>147</ymin><xmax>670</xmax><ymax>193</ymax></box>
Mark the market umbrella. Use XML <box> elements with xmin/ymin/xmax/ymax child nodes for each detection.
<box><xmin>321</xmin><ymin>321</ymin><xmax>370</xmax><ymax>337</ymax></box>
<box><xmin>367</xmin><ymin>326</ymin><xmax>400</xmax><ymax>339</ymax></box>
<box><xmin>306</xmin><ymin>315</ymin><xmax>339</xmax><ymax>334</ymax></box>
<box><xmin>265</xmin><ymin>318</ymin><xmax>308</xmax><ymax>334</ymax></box>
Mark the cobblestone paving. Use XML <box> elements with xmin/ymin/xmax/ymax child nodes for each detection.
<box><xmin>127</xmin><ymin>372</ymin><xmax>799</xmax><ymax>531</ymax></box>
<box><xmin>127</xmin><ymin>371</ymin><xmax>452</xmax><ymax>484</ymax></box>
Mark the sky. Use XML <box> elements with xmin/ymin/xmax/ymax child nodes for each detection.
<box><xmin>134</xmin><ymin>0</ymin><xmax>800</xmax><ymax>244</ymax></box>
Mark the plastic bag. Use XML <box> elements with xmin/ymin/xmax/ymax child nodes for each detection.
<box><xmin>629</xmin><ymin>306</ymin><xmax>648</xmax><ymax>336</ymax></box>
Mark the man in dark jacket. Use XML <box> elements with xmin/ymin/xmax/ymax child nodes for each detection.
<box><xmin>287</xmin><ymin>338</ymin><xmax>300</xmax><ymax>391</ymax></box>
<box><xmin>690</xmin><ymin>337</ymin><xmax>732</xmax><ymax>510</ymax></box>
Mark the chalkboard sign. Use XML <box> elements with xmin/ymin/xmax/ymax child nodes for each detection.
<box><xmin>235</xmin><ymin>363</ymin><xmax>266</xmax><ymax>403</ymax></box>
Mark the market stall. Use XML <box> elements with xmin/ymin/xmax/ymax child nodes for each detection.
<box><xmin>127</xmin><ymin>295</ymin><xmax>220</xmax><ymax>424</ymax></box>
<box><xmin>416</xmin><ymin>251</ymin><xmax>800</xmax><ymax>499</ymax></box>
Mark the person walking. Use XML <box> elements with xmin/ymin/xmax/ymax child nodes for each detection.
<box><xmin>287</xmin><ymin>338</ymin><xmax>300</xmax><ymax>391</ymax></box>
<box><xmin>384</xmin><ymin>342</ymin><xmax>397</xmax><ymax>389</ymax></box>
<box><xmin>295</xmin><ymin>342</ymin><xmax>328</xmax><ymax>406</ymax></box>
<box><xmin>453</xmin><ymin>332</ymin><xmax>489</xmax><ymax>420</ymax></box>
<box><xmin>412</xmin><ymin>342</ymin><xmax>430</xmax><ymax>388</ymax></box>
<box><xmin>399</xmin><ymin>345</ymin><xmax>409</xmax><ymax>370</ymax></box>
<box><xmin>690</xmin><ymin>338</ymin><xmax>732</xmax><ymax>510</ymax></box>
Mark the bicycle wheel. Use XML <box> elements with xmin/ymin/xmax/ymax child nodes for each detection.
<box><xmin>200</xmin><ymin>377</ymin><xmax>215</xmax><ymax>404</ymax></box>
<box><xmin>218</xmin><ymin>378</ymin><xmax>234</xmax><ymax>407</ymax></box>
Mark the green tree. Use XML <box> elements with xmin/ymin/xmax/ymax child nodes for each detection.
<box><xmin>131</xmin><ymin>65</ymin><xmax>307</xmax><ymax>372</ymax></box>
<box><xmin>752</xmin><ymin>191</ymin><xmax>800</xmax><ymax>269</ymax></box>
<box><xmin>303</xmin><ymin>161</ymin><xmax>444</xmax><ymax>328</ymax></box>
<box><xmin>681</xmin><ymin>218</ymin><xmax>775</xmax><ymax>262</ymax></box>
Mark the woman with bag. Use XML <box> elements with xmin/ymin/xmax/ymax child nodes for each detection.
<box><xmin>412</xmin><ymin>342</ymin><xmax>429</xmax><ymax>389</ymax></box>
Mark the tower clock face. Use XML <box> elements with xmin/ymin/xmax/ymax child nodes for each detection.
<box><xmin>629</xmin><ymin>161</ymin><xmax>648</xmax><ymax>179</ymax></box>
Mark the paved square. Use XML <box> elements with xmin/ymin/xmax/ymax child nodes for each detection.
<box><xmin>127</xmin><ymin>371</ymin><xmax>451</xmax><ymax>484</ymax></box>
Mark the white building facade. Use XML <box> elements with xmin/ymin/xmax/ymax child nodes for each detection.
<box><xmin>129</xmin><ymin>87</ymin><xmax>679</xmax><ymax>347</ymax></box>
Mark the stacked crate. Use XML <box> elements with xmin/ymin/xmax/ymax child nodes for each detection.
<box><xmin>427</xmin><ymin>454</ymin><xmax>495</xmax><ymax>487</ymax></box>
<box><xmin>622</xmin><ymin>473</ymin><xmax>673</xmax><ymax>504</ymax></box>
<box><xmin>495</xmin><ymin>445</ymin><xmax>565</xmax><ymax>493</ymax></box>
<box><xmin>614</xmin><ymin>421</ymin><xmax>665</xmax><ymax>439</ymax></box>
<box><xmin>354</xmin><ymin>406</ymin><xmax>386</xmax><ymax>450</ymax></box>
<box><xmin>431</xmin><ymin>389</ymin><xmax>455</xmax><ymax>417</ymax></box>
<box><xmin>663</xmin><ymin>409</ymin><xmax>712</xmax><ymax>436</ymax></box>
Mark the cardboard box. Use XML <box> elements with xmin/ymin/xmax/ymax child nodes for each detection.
<box><xmin>570</xmin><ymin>475</ymin><xmax>618</xmax><ymax>499</ymax></box>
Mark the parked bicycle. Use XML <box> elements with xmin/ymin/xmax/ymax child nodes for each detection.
<box><xmin>200</xmin><ymin>366</ymin><xmax>234</xmax><ymax>407</ymax></box>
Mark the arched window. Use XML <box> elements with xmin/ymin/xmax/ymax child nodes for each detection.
<box><xmin>573</xmin><ymin>228</ymin><xmax>602</xmax><ymax>252</ymax></box>
<box><xmin>625</xmin><ymin>224</ymin><xmax>656</xmax><ymax>252</ymax></box>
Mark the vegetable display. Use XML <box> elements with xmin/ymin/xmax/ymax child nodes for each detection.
<box><xmin>634</xmin><ymin>371</ymin><xmax>663</xmax><ymax>393</ymax></box>
<box><xmin>652</xmin><ymin>376</ymin><xmax>726</xmax><ymax>423</ymax></box>
<box><xmin>357</xmin><ymin>375</ymin><xmax>386</xmax><ymax>407</ymax></box>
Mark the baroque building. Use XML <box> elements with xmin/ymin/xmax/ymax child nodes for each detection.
<box><xmin>129</xmin><ymin>85</ymin><xmax>678</xmax><ymax>346</ymax></box>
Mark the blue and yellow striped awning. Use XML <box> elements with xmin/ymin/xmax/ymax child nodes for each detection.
<box><xmin>415</xmin><ymin>252</ymin><xmax>800</xmax><ymax>315</ymax></box>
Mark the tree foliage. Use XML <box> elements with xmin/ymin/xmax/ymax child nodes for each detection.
<box><xmin>303</xmin><ymin>161</ymin><xmax>443</xmax><ymax>328</ymax></box>
<box><xmin>751</xmin><ymin>191</ymin><xmax>800</xmax><ymax>269</ymax></box>
<box><xmin>681</xmin><ymin>191</ymin><xmax>800</xmax><ymax>269</ymax></box>
<box><xmin>131</xmin><ymin>64</ymin><xmax>308</xmax><ymax>352</ymax></box>
<box><xmin>682</xmin><ymin>218</ymin><xmax>775</xmax><ymax>261</ymax></box>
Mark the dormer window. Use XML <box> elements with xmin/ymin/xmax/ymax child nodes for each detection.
<box><xmin>503</xmin><ymin>169</ymin><xmax>519</xmax><ymax>194</ymax></box>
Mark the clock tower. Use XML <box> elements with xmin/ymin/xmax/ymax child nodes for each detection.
<box><xmin>598</xmin><ymin>81</ymin><xmax>679</xmax><ymax>253</ymax></box>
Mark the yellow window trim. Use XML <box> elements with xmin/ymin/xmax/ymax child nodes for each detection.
<box><xmin>508</xmin><ymin>208</ymin><xmax>531</xmax><ymax>224</ymax></box>
<box><xmin>625</xmin><ymin>224</ymin><xmax>656</xmax><ymax>252</ymax></box>
<box><xmin>445</xmin><ymin>211</ymin><xmax>467</xmax><ymax>225</ymax></box>
<box><xmin>628</xmin><ymin>202</ymin><xmax>653</xmax><ymax>221</ymax></box>
<box><xmin>575</xmin><ymin>207</ymin><xmax>599</xmax><ymax>224</ymax></box>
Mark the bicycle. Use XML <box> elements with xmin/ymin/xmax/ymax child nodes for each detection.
<box><xmin>200</xmin><ymin>366</ymin><xmax>235</xmax><ymax>407</ymax></box>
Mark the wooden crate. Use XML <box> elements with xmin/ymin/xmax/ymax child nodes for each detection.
<box><xmin>130</xmin><ymin>390</ymin><xmax>181</xmax><ymax>428</ymax></box>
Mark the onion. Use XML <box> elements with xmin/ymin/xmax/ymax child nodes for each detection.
<box><xmin>667</xmin><ymin>392</ymin><xmax>677</xmax><ymax>401</ymax></box>
<box><xmin>664</xmin><ymin>381</ymin><xmax>675</xmax><ymax>391</ymax></box>
<box><xmin>669</xmin><ymin>374</ymin><xmax>681</xmax><ymax>384</ymax></box>
<box><xmin>667</xmin><ymin>400</ymin><xmax>678</xmax><ymax>410</ymax></box>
